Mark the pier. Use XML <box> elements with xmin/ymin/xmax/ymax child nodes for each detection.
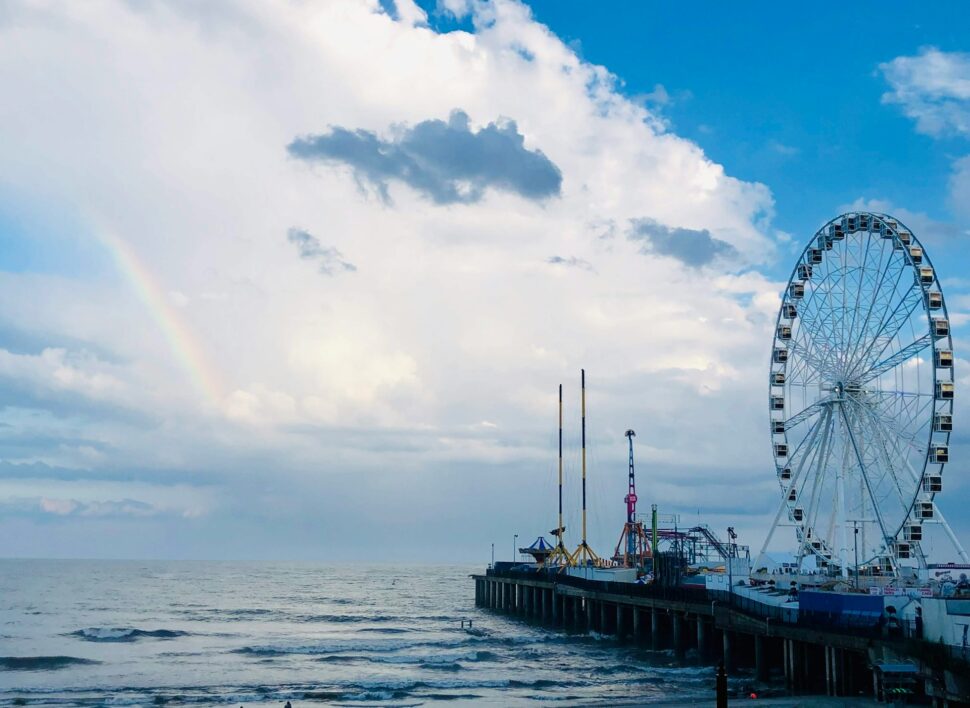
<box><xmin>473</xmin><ymin>568</ymin><xmax>970</xmax><ymax>704</ymax></box>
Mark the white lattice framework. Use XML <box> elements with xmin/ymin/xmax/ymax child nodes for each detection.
<box><xmin>759</xmin><ymin>212</ymin><xmax>968</xmax><ymax>578</ymax></box>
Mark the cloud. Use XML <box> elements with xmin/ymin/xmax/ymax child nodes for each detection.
<box><xmin>286</xmin><ymin>228</ymin><xmax>356</xmax><ymax>276</ymax></box>
<box><xmin>546</xmin><ymin>255</ymin><xmax>593</xmax><ymax>271</ymax></box>
<box><xmin>628</xmin><ymin>218</ymin><xmax>738</xmax><ymax>268</ymax></box>
<box><xmin>767</xmin><ymin>139</ymin><xmax>799</xmax><ymax>157</ymax></box>
<box><xmin>841</xmin><ymin>197</ymin><xmax>968</xmax><ymax>244</ymax></box>
<box><xmin>35</xmin><ymin>497</ymin><xmax>158</xmax><ymax>517</ymax></box>
<box><xmin>950</xmin><ymin>155</ymin><xmax>970</xmax><ymax>220</ymax></box>
<box><xmin>880</xmin><ymin>47</ymin><xmax>970</xmax><ymax>137</ymax></box>
<box><xmin>0</xmin><ymin>0</ymin><xmax>798</xmax><ymax>559</ymax></box>
<box><xmin>287</xmin><ymin>109</ymin><xmax>563</xmax><ymax>205</ymax></box>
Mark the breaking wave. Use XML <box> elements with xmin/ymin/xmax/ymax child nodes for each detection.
<box><xmin>69</xmin><ymin>627</ymin><xmax>189</xmax><ymax>642</ymax></box>
<box><xmin>0</xmin><ymin>656</ymin><xmax>100</xmax><ymax>671</ymax></box>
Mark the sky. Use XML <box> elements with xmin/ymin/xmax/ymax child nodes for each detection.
<box><xmin>1</xmin><ymin>0</ymin><xmax>970</xmax><ymax>562</ymax></box>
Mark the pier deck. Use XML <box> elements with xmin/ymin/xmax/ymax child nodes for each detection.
<box><xmin>473</xmin><ymin>570</ymin><xmax>970</xmax><ymax>705</ymax></box>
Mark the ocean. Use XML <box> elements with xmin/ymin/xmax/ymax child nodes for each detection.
<box><xmin>0</xmin><ymin>560</ymin><xmax>730</xmax><ymax>706</ymax></box>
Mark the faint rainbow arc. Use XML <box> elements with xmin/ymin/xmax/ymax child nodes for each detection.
<box><xmin>98</xmin><ymin>231</ymin><xmax>224</xmax><ymax>406</ymax></box>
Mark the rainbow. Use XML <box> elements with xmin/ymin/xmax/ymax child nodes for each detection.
<box><xmin>98</xmin><ymin>231</ymin><xmax>224</xmax><ymax>407</ymax></box>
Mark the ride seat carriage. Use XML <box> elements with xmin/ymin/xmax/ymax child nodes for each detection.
<box><xmin>934</xmin><ymin>413</ymin><xmax>952</xmax><ymax>432</ymax></box>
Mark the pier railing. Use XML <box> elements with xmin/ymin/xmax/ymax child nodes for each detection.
<box><xmin>484</xmin><ymin>566</ymin><xmax>710</xmax><ymax>604</ymax></box>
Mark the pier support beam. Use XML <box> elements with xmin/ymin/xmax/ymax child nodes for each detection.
<box><xmin>541</xmin><ymin>588</ymin><xmax>548</xmax><ymax>621</ymax></box>
<box><xmin>599</xmin><ymin>602</ymin><xmax>608</xmax><ymax>635</ymax></box>
<box><xmin>616</xmin><ymin>604</ymin><xmax>624</xmax><ymax>639</ymax></box>
<box><xmin>651</xmin><ymin>609</ymin><xmax>660</xmax><ymax>650</ymax></box>
<box><xmin>632</xmin><ymin>607</ymin><xmax>641</xmax><ymax>641</ymax></box>
<box><xmin>722</xmin><ymin>630</ymin><xmax>733</xmax><ymax>673</ymax></box>
<box><xmin>696</xmin><ymin>618</ymin><xmax>708</xmax><ymax>658</ymax></box>
<box><xmin>585</xmin><ymin>599</ymin><xmax>594</xmax><ymax>632</ymax></box>
<box><xmin>672</xmin><ymin>613</ymin><xmax>685</xmax><ymax>658</ymax></box>
<box><xmin>783</xmin><ymin>638</ymin><xmax>790</xmax><ymax>687</ymax></box>
<box><xmin>755</xmin><ymin>634</ymin><xmax>768</xmax><ymax>682</ymax></box>
<box><xmin>551</xmin><ymin>590</ymin><xmax>559</xmax><ymax>624</ymax></box>
<box><xmin>824</xmin><ymin>646</ymin><xmax>832</xmax><ymax>695</ymax></box>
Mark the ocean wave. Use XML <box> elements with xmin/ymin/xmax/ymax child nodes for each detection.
<box><xmin>311</xmin><ymin>648</ymin><xmax>500</xmax><ymax>667</ymax></box>
<box><xmin>0</xmin><ymin>656</ymin><xmax>100</xmax><ymax>671</ymax></box>
<box><xmin>69</xmin><ymin>627</ymin><xmax>189</xmax><ymax>642</ymax></box>
<box><xmin>419</xmin><ymin>662</ymin><xmax>462</xmax><ymax>671</ymax></box>
<box><xmin>235</xmin><ymin>636</ymin><xmax>474</xmax><ymax>656</ymax></box>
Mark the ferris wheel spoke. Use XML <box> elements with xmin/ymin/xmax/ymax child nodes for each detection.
<box><xmin>785</xmin><ymin>399</ymin><xmax>829</xmax><ymax>430</ymax></box>
<box><xmin>850</xmin><ymin>396</ymin><xmax>930</xmax><ymax>454</ymax></box>
<box><xmin>786</xmin><ymin>405</ymin><xmax>831</xmax><ymax>466</ymax></box>
<box><xmin>842</xmin><ymin>236</ymin><xmax>878</xmax><ymax>373</ymax></box>
<box><xmin>847</xmin><ymin>283</ymin><xmax>923</xmax><ymax>378</ymax></box>
<box><xmin>856</xmin><ymin>333</ymin><xmax>933</xmax><ymax>385</ymax></box>
<box><xmin>801</xmin><ymin>410</ymin><xmax>836</xmax><ymax>560</ymax></box>
<box><xmin>838</xmin><ymin>403</ymin><xmax>893</xmax><ymax>548</ymax></box>
<box><xmin>844</xmin><ymin>401</ymin><xmax>915</xmax><ymax>521</ymax></box>
<box><xmin>787</xmin><ymin>344</ymin><xmax>837</xmax><ymax>382</ymax></box>
<box><xmin>758</xmin><ymin>405</ymin><xmax>829</xmax><ymax>559</ymax></box>
<box><xmin>845</xmin><ymin>233</ymin><xmax>889</xmax><ymax>363</ymax></box>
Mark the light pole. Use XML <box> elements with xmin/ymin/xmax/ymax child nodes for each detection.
<box><xmin>491</xmin><ymin>543</ymin><xmax>495</xmax><ymax>569</ymax></box>
<box><xmin>513</xmin><ymin>534</ymin><xmax>518</xmax><ymax>562</ymax></box>
<box><xmin>727</xmin><ymin>527</ymin><xmax>736</xmax><ymax>607</ymax></box>
<box><xmin>853</xmin><ymin>523</ymin><xmax>860</xmax><ymax>590</ymax></box>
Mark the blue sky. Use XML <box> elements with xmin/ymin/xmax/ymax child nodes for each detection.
<box><xmin>1</xmin><ymin>0</ymin><xmax>970</xmax><ymax>564</ymax></box>
<box><xmin>510</xmin><ymin>1</ymin><xmax>970</xmax><ymax>259</ymax></box>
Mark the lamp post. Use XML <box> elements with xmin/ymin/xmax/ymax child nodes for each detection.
<box><xmin>491</xmin><ymin>543</ymin><xmax>495</xmax><ymax>569</ymax></box>
<box><xmin>727</xmin><ymin>527</ymin><xmax>736</xmax><ymax>607</ymax></box>
<box><xmin>853</xmin><ymin>523</ymin><xmax>860</xmax><ymax>590</ymax></box>
<box><xmin>513</xmin><ymin>534</ymin><xmax>518</xmax><ymax>562</ymax></box>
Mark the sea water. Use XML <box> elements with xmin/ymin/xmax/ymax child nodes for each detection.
<box><xmin>0</xmin><ymin>560</ymin><xmax>724</xmax><ymax>706</ymax></box>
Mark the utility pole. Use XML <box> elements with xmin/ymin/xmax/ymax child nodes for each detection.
<box><xmin>513</xmin><ymin>534</ymin><xmax>518</xmax><ymax>562</ymax></box>
<box><xmin>491</xmin><ymin>543</ymin><xmax>494</xmax><ymax>568</ymax></box>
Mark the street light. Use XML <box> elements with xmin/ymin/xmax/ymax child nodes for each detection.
<box><xmin>513</xmin><ymin>534</ymin><xmax>518</xmax><ymax>562</ymax></box>
<box><xmin>853</xmin><ymin>524</ymin><xmax>860</xmax><ymax>590</ymax></box>
<box><xmin>491</xmin><ymin>543</ymin><xmax>495</xmax><ymax>569</ymax></box>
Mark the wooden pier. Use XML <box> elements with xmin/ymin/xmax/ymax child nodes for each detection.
<box><xmin>473</xmin><ymin>570</ymin><xmax>970</xmax><ymax>705</ymax></box>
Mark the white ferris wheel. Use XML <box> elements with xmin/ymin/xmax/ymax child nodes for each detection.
<box><xmin>760</xmin><ymin>212</ymin><xmax>968</xmax><ymax>579</ymax></box>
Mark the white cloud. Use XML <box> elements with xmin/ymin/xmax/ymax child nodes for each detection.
<box><xmin>950</xmin><ymin>155</ymin><xmax>970</xmax><ymax>220</ymax></box>
<box><xmin>0</xmin><ymin>0</ymin><xmax>793</xmax><ymax>558</ymax></box>
<box><xmin>880</xmin><ymin>47</ymin><xmax>970</xmax><ymax>137</ymax></box>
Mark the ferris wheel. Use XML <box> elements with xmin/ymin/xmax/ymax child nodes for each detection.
<box><xmin>760</xmin><ymin>212</ymin><xmax>968</xmax><ymax>579</ymax></box>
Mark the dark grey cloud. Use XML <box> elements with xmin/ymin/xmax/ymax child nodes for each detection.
<box><xmin>547</xmin><ymin>255</ymin><xmax>593</xmax><ymax>271</ymax></box>
<box><xmin>286</xmin><ymin>228</ymin><xmax>356</xmax><ymax>276</ymax></box>
<box><xmin>287</xmin><ymin>110</ymin><xmax>562</xmax><ymax>205</ymax></box>
<box><xmin>628</xmin><ymin>218</ymin><xmax>737</xmax><ymax>267</ymax></box>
